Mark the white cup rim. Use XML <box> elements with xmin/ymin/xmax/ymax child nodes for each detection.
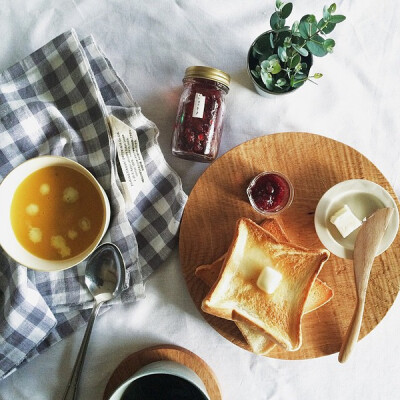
<box><xmin>109</xmin><ymin>360</ymin><xmax>210</xmax><ymax>400</ymax></box>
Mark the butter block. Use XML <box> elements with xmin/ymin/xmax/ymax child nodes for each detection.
<box><xmin>257</xmin><ymin>266</ymin><xmax>282</xmax><ymax>294</ymax></box>
<box><xmin>330</xmin><ymin>204</ymin><xmax>362</xmax><ymax>238</ymax></box>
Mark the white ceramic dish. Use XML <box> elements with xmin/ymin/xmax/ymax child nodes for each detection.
<box><xmin>314</xmin><ymin>179</ymin><xmax>399</xmax><ymax>259</ymax></box>
<box><xmin>0</xmin><ymin>156</ymin><xmax>110</xmax><ymax>271</ymax></box>
<box><xmin>109</xmin><ymin>360</ymin><xmax>210</xmax><ymax>400</ymax></box>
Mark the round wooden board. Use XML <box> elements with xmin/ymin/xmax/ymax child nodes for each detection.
<box><xmin>180</xmin><ymin>132</ymin><xmax>400</xmax><ymax>360</ymax></box>
<box><xmin>103</xmin><ymin>345</ymin><xmax>221</xmax><ymax>399</ymax></box>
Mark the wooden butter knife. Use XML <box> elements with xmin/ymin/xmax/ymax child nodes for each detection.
<box><xmin>338</xmin><ymin>207</ymin><xmax>394</xmax><ymax>363</ymax></box>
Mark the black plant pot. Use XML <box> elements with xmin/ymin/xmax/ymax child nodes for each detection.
<box><xmin>247</xmin><ymin>30</ymin><xmax>313</xmax><ymax>97</ymax></box>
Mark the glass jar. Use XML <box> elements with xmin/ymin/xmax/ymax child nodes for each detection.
<box><xmin>247</xmin><ymin>171</ymin><xmax>294</xmax><ymax>215</ymax></box>
<box><xmin>171</xmin><ymin>66</ymin><xmax>230</xmax><ymax>162</ymax></box>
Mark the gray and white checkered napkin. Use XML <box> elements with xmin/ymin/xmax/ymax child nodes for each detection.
<box><xmin>0</xmin><ymin>29</ymin><xmax>187</xmax><ymax>380</ymax></box>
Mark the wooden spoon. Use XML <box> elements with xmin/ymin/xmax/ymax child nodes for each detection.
<box><xmin>338</xmin><ymin>207</ymin><xmax>394</xmax><ymax>363</ymax></box>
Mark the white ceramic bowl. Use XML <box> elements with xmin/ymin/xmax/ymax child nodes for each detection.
<box><xmin>0</xmin><ymin>156</ymin><xmax>110</xmax><ymax>271</ymax></box>
<box><xmin>314</xmin><ymin>179</ymin><xmax>399</xmax><ymax>259</ymax></box>
<box><xmin>109</xmin><ymin>360</ymin><xmax>210</xmax><ymax>400</ymax></box>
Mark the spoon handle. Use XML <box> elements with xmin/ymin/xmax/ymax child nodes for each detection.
<box><xmin>62</xmin><ymin>300</ymin><xmax>104</xmax><ymax>400</ymax></box>
<box><xmin>338</xmin><ymin>297</ymin><xmax>365</xmax><ymax>363</ymax></box>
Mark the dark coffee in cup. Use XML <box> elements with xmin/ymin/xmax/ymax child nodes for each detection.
<box><xmin>121</xmin><ymin>373</ymin><xmax>208</xmax><ymax>400</ymax></box>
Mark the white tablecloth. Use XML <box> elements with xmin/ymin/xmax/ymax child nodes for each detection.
<box><xmin>1</xmin><ymin>1</ymin><xmax>400</xmax><ymax>399</ymax></box>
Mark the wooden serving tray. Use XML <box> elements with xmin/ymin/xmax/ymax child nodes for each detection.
<box><xmin>180</xmin><ymin>132</ymin><xmax>400</xmax><ymax>360</ymax></box>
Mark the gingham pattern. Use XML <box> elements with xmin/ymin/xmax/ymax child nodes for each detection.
<box><xmin>0</xmin><ymin>30</ymin><xmax>187</xmax><ymax>380</ymax></box>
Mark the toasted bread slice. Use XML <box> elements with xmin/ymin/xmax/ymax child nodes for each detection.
<box><xmin>201</xmin><ymin>218</ymin><xmax>330</xmax><ymax>351</ymax></box>
<box><xmin>196</xmin><ymin>218</ymin><xmax>288</xmax><ymax>288</ymax></box>
<box><xmin>195</xmin><ymin>254</ymin><xmax>333</xmax><ymax>314</ymax></box>
<box><xmin>196</xmin><ymin>256</ymin><xmax>333</xmax><ymax>313</ymax></box>
<box><xmin>196</xmin><ymin>218</ymin><xmax>333</xmax><ymax>354</ymax></box>
<box><xmin>195</xmin><ymin>219</ymin><xmax>333</xmax><ymax>314</ymax></box>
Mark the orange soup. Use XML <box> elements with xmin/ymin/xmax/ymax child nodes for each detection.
<box><xmin>10</xmin><ymin>165</ymin><xmax>105</xmax><ymax>260</ymax></box>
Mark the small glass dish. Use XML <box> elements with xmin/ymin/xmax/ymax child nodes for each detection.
<box><xmin>247</xmin><ymin>171</ymin><xmax>294</xmax><ymax>216</ymax></box>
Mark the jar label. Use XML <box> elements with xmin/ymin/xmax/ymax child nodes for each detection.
<box><xmin>108</xmin><ymin>115</ymin><xmax>150</xmax><ymax>204</ymax></box>
<box><xmin>192</xmin><ymin>93</ymin><xmax>206</xmax><ymax>118</ymax></box>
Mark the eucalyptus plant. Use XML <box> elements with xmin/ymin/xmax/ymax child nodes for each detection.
<box><xmin>250</xmin><ymin>1</ymin><xmax>346</xmax><ymax>93</ymax></box>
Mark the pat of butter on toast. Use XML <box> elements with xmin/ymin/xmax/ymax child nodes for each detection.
<box><xmin>201</xmin><ymin>217</ymin><xmax>330</xmax><ymax>351</ymax></box>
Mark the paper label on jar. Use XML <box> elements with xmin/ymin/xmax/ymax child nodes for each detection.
<box><xmin>192</xmin><ymin>93</ymin><xmax>206</xmax><ymax>118</ymax></box>
<box><xmin>108</xmin><ymin>115</ymin><xmax>150</xmax><ymax>203</ymax></box>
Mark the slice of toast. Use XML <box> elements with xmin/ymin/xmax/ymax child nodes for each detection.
<box><xmin>195</xmin><ymin>218</ymin><xmax>333</xmax><ymax>354</ymax></box>
<box><xmin>195</xmin><ymin>219</ymin><xmax>333</xmax><ymax>313</ymax></box>
<box><xmin>201</xmin><ymin>217</ymin><xmax>330</xmax><ymax>351</ymax></box>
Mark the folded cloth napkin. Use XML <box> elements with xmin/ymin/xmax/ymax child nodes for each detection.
<box><xmin>0</xmin><ymin>29</ymin><xmax>187</xmax><ymax>380</ymax></box>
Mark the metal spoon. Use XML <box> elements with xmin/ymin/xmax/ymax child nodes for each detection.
<box><xmin>62</xmin><ymin>242</ymin><xmax>126</xmax><ymax>400</ymax></box>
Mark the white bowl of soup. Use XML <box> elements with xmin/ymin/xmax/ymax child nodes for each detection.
<box><xmin>0</xmin><ymin>156</ymin><xmax>111</xmax><ymax>271</ymax></box>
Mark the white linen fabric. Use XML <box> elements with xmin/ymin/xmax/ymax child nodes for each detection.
<box><xmin>0</xmin><ymin>1</ymin><xmax>400</xmax><ymax>400</ymax></box>
<box><xmin>0</xmin><ymin>29</ymin><xmax>187</xmax><ymax>380</ymax></box>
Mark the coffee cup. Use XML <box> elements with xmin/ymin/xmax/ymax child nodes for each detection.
<box><xmin>109</xmin><ymin>360</ymin><xmax>210</xmax><ymax>400</ymax></box>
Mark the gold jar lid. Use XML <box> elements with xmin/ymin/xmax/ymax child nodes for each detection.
<box><xmin>184</xmin><ymin>66</ymin><xmax>231</xmax><ymax>88</ymax></box>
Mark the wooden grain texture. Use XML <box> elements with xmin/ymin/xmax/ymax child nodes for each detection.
<box><xmin>103</xmin><ymin>345</ymin><xmax>221</xmax><ymax>400</ymax></box>
<box><xmin>179</xmin><ymin>132</ymin><xmax>400</xmax><ymax>360</ymax></box>
<box><xmin>338</xmin><ymin>207</ymin><xmax>394</xmax><ymax>363</ymax></box>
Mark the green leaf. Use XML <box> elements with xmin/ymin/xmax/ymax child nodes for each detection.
<box><xmin>321</xmin><ymin>22</ymin><xmax>336</xmax><ymax>34</ymax></box>
<box><xmin>290</xmin><ymin>72</ymin><xmax>307</xmax><ymax>88</ymax></box>
<box><xmin>294</xmin><ymin>62</ymin><xmax>302</xmax><ymax>73</ymax></box>
<box><xmin>269</xmin><ymin>32</ymin><xmax>275</xmax><ymax>49</ymax></box>
<box><xmin>292</xmin><ymin>44</ymin><xmax>309</xmax><ymax>57</ymax></box>
<box><xmin>268</xmin><ymin>54</ymin><xmax>280</xmax><ymax>62</ymax></box>
<box><xmin>317</xmin><ymin>18</ymin><xmax>326</xmax><ymax>30</ymax></box>
<box><xmin>289</xmin><ymin>53</ymin><xmax>301</xmax><ymax>68</ymax></box>
<box><xmin>329</xmin><ymin>15</ymin><xmax>346</xmax><ymax>23</ymax></box>
<box><xmin>278</xmin><ymin>46</ymin><xmax>287</xmax><ymax>62</ymax></box>
<box><xmin>261</xmin><ymin>70</ymin><xmax>274</xmax><ymax>90</ymax></box>
<box><xmin>328</xmin><ymin>3</ymin><xmax>337</xmax><ymax>13</ymax></box>
<box><xmin>299</xmin><ymin>15</ymin><xmax>317</xmax><ymax>39</ymax></box>
<box><xmin>313</xmin><ymin>73</ymin><xmax>323</xmax><ymax>79</ymax></box>
<box><xmin>295</xmin><ymin>72</ymin><xmax>307</xmax><ymax>80</ymax></box>
<box><xmin>306</xmin><ymin>35</ymin><xmax>328</xmax><ymax>57</ymax></box>
<box><xmin>299</xmin><ymin>20</ymin><xmax>309</xmax><ymax>39</ymax></box>
<box><xmin>270</xmin><ymin>12</ymin><xmax>279</xmax><ymax>30</ymax></box>
<box><xmin>323</xmin><ymin>5</ymin><xmax>331</xmax><ymax>22</ymax></box>
<box><xmin>291</xmin><ymin>20</ymin><xmax>300</xmax><ymax>36</ymax></box>
<box><xmin>251</xmin><ymin>69</ymin><xmax>260</xmax><ymax>79</ymax></box>
<box><xmin>323</xmin><ymin>38</ymin><xmax>335</xmax><ymax>53</ymax></box>
<box><xmin>280</xmin><ymin>3</ymin><xmax>293</xmax><ymax>19</ymax></box>
<box><xmin>270</xmin><ymin>12</ymin><xmax>285</xmax><ymax>31</ymax></box>
<box><xmin>283</xmin><ymin>36</ymin><xmax>292</xmax><ymax>48</ymax></box>
<box><xmin>270</xmin><ymin>59</ymin><xmax>282</xmax><ymax>74</ymax></box>
<box><xmin>275</xmin><ymin>78</ymin><xmax>287</xmax><ymax>88</ymax></box>
<box><xmin>275</xmin><ymin>0</ymin><xmax>283</xmax><ymax>9</ymax></box>
<box><xmin>306</xmin><ymin>15</ymin><xmax>317</xmax><ymax>24</ymax></box>
<box><xmin>260</xmin><ymin>59</ymin><xmax>270</xmax><ymax>70</ymax></box>
<box><xmin>260</xmin><ymin>58</ymin><xmax>281</xmax><ymax>74</ymax></box>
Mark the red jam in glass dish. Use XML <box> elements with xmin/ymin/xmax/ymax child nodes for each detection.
<box><xmin>171</xmin><ymin>66</ymin><xmax>230</xmax><ymax>162</ymax></box>
<box><xmin>247</xmin><ymin>171</ymin><xmax>294</xmax><ymax>215</ymax></box>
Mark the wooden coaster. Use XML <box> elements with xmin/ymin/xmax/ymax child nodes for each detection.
<box><xmin>180</xmin><ymin>132</ymin><xmax>400</xmax><ymax>359</ymax></box>
<box><xmin>103</xmin><ymin>345</ymin><xmax>222</xmax><ymax>400</ymax></box>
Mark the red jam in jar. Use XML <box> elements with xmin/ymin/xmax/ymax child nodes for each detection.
<box><xmin>171</xmin><ymin>66</ymin><xmax>230</xmax><ymax>162</ymax></box>
<box><xmin>247</xmin><ymin>171</ymin><xmax>294</xmax><ymax>215</ymax></box>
